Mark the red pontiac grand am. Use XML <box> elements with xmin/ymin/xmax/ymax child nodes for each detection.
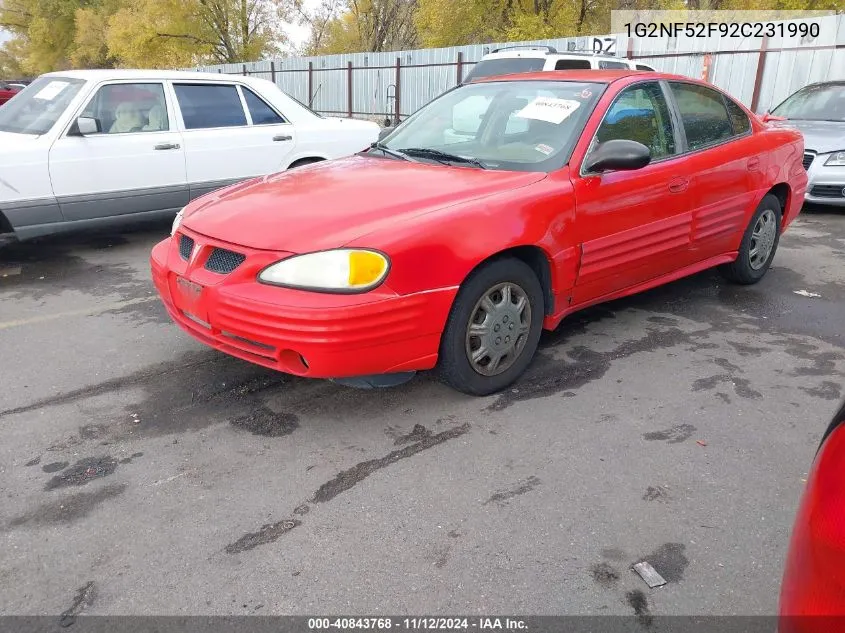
<box><xmin>151</xmin><ymin>70</ymin><xmax>807</xmax><ymax>395</ymax></box>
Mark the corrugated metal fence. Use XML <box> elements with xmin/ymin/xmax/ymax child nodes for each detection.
<box><xmin>191</xmin><ymin>13</ymin><xmax>845</xmax><ymax>118</ymax></box>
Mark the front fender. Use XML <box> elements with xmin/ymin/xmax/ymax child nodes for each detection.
<box><xmin>346</xmin><ymin>170</ymin><xmax>578</xmax><ymax>301</ymax></box>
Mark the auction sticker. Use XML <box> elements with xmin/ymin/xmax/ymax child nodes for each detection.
<box><xmin>34</xmin><ymin>81</ymin><xmax>70</xmax><ymax>101</ymax></box>
<box><xmin>516</xmin><ymin>97</ymin><xmax>580</xmax><ymax>124</ymax></box>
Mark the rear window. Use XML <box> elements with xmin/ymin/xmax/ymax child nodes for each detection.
<box><xmin>464</xmin><ymin>58</ymin><xmax>546</xmax><ymax>82</ymax></box>
<box><xmin>555</xmin><ymin>59</ymin><xmax>591</xmax><ymax>70</ymax></box>
<box><xmin>174</xmin><ymin>83</ymin><xmax>247</xmax><ymax>129</ymax></box>
<box><xmin>599</xmin><ymin>60</ymin><xmax>629</xmax><ymax>69</ymax></box>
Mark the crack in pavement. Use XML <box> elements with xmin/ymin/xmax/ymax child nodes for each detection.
<box><xmin>224</xmin><ymin>422</ymin><xmax>471</xmax><ymax>554</ymax></box>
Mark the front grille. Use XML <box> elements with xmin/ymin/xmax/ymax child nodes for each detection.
<box><xmin>802</xmin><ymin>153</ymin><xmax>814</xmax><ymax>170</ymax></box>
<box><xmin>811</xmin><ymin>185</ymin><xmax>845</xmax><ymax>199</ymax></box>
<box><xmin>178</xmin><ymin>234</ymin><xmax>194</xmax><ymax>260</ymax></box>
<box><xmin>205</xmin><ymin>247</ymin><xmax>246</xmax><ymax>274</ymax></box>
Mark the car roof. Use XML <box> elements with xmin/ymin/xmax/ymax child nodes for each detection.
<box><xmin>40</xmin><ymin>69</ymin><xmax>268</xmax><ymax>84</ymax></box>
<box><xmin>473</xmin><ymin>69</ymin><xmax>676</xmax><ymax>84</ymax></box>
<box><xmin>480</xmin><ymin>50</ymin><xmax>624</xmax><ymax>62</ymax></box>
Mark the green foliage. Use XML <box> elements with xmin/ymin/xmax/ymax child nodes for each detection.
<box><xmin>0</xmin><ymin>0</ymin><xmax>290</xmax><ymax>73</ymax></box>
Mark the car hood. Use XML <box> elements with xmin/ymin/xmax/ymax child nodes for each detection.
<box><xmin>182</xmin><ymin>155</ymin><xmax>546</xmax><ymax>252</ymax></box>
<box><xmin>774</xmin><ymin>119</ymin><xmax>845</xmax><ymax>154</ymax></box>
<box><xmin>0</xmin><ymin>130</ymin><xmax>40</xmax><ymax>149</ymax></box>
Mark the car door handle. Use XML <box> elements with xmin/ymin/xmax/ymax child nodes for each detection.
<box><xmin>747</xmin><ymin>156</ymin><xmax>761</xmax><ymax>171</ymax></box>
<box><xmin>273</xmin><ymin>135</ymin><xmax>292</xmax><ymax>142</ymax></box>
<box><xmin>154</xmin><ymin>143</ymin><xmax>180</xmax><ymax>150</ymax></box>
<box><xmin>668</xmin><ymin>177</ymin><xmax>689</xmax><ymax>193</ymax></box>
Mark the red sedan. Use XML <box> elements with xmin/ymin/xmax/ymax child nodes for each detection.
<box><xmin>151</xmin><ymin>70</ymin><xmax>807</xmax><ymax>395</ymax></box>
<box><xmin>780</xmin><ymin>399</ymin><xmax>845</xmax><ymax>631</ymax></box>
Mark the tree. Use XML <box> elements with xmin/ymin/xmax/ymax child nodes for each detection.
<box><xmin>108</xmin><ymin>0</ymin><xmax>291</xmax><ymax>67</ymax></box>
<box><xmin>0</xmin><ymin>0</ymin><xmax>86</xmax><ymax>73</ymax></box>
<box><xmin>414</xmin><ymin>0</ymin><xmax>601</xmax><ymax>47</ymax></box>
<box><xmin>0</xmin><ymin>0</ymin><xmax>291</xmax><ymax>73</ymax></box>
<box><xmin>302</xmin><ymin>0</ymin><xmax>418</xmax><ymax>55</ymax></box>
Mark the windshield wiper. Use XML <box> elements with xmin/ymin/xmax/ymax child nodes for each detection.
<box><xmin>366</xmin><ymin>142</ymin><xmax>412</xmax><ymax>161</ymax></box>
<box><xmin>398</xmin><ymin>147</ymin><xmax>487</xmax><ymax>169</ymax></box>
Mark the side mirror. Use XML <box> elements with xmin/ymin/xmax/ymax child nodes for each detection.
<box><xmin>70</xmin><ymin>116</ymin><xmax>101</xmax><ymax>136</ymax></box>
<box><xmin>378</xmin><ymin>126</ymin><xmax>393</xmax><ymax>141</ymax></box>
<box><xmin>584</xmin><ymin>139</ymin><xmax>651</xmax><ymax>173</ymax></box>
<box><xmin>762</xmin><ymin>112</ymin><xmax>786</xmax><ymax>123</ymax></box>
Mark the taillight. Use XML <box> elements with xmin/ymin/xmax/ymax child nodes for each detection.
<box><xmin>779</xmin><ymin>404</ymin><xmax>845</xmax><ymax>632</ymax></box>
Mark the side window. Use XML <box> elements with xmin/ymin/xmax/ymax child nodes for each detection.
<box><xmin>81</xmin><ymin>83</ymin><xmax>168</xmax><ymax>134</ymax></box>
<box><xmin>636</xmin><ymin>64</ymin><xmax>655</xmax><ymax>71</ymax></box>
<box><xmin>599</xmin><ymin>60</ymin><xmax>628</xmax><ymax>69</ymax></box>
<box><xmin>669</xmin><ymin>82</ymin><xmax>734</xmax><ymax>150</ymax></box>
<box><xmin>555</xmin><ymin>59</ymin><xmax>591</xmax><ymax>70</ymax></box>
<box><xmin>241</xmin><ymin>87</ymin><xmax>286</xmax><ymax>125</ymax></box>
<box><xmin>724</xmin><ymin>96</ymin><xmax>751</xmax><ymax>135</ymax></box>
<box><xmin>174</xmin><ymin>83</ymin><xmax>247</xmax><ymax>130</ymax></box>
<box><xmin>593</xmin><ymin>82</ymin><xmax>677</xmax><ymax>160</ymax></box>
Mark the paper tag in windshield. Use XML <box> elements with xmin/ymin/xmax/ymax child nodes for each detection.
<box><xmin>516</xmin><ymin>98</ymin><xmax>580</xmax><ymax>124</ymax></box>
<box><xmin>34</xmin><ymin>81</ymin><xmax>70</xmax><ymax>101</ymax></box>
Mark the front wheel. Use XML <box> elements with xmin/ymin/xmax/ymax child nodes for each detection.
<box><xmin>438</xmin><ymin>258</ymin><xmax>544</xmax><ymax>396</ymax></box>
<box><xmin>719</xmin><ymin>193</ymin><xmax>782</xmax><ymax>285</ymax></box>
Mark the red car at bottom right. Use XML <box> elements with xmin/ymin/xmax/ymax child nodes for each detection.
<box><xmin>780</xmin><ymin>398</ymin><xmax>845</xmax><ymax>631</ymax></box>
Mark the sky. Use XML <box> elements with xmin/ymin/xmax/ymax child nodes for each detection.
<box><xmin>284</xmin><ymin>0</ymin><xmax>320</xmax><ymax>51</ymax></box>
<box><xmin>0</xmin><ymin>28</ymin><xmax>10</xmax><ymax>45</ymax></box>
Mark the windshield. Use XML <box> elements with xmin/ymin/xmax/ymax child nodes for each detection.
<box><xmin>465</xmin><ymin>58</ymin><xmax>546</xmax><ymax>82</ymax></box>
<box><xmin>380</xmin><ymin>80</ymin><xmax>604</xmax><ymax>172</ymax></box>
<box><xmin>771</xmin><ymin>83</ymin><xmax>845</xmax><ymax>122</ymax></box>
<box><xmin>0</xmin><ymin>76</ymin><xmax>87</xmax><ymax>135</ymax></box>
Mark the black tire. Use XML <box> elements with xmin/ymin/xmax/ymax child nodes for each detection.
<box><xmin>439</xmin><ymin>257</ymin><xmax>544</xmax><ymax>396</ymax></box>
<box><xmin>719</xmin><ymin>193</ymin><xmax>782</xmax><ymax>285</ymax></box>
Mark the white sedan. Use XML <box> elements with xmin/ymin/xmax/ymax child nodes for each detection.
<box><xmin>0</xmin><ymin>70</ymin><xmax>379</xmax><ymax>241</ymax></box>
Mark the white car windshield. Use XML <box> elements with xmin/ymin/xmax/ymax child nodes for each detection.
<box><xmin>380</xmin><ymin>80</ymin><xmax>604</xmax><ymax>172</ymax></box>
<box><xmin>0</xmin><ymin>76</ymin><xmax>86</xmax><ymax>135</ymax></box>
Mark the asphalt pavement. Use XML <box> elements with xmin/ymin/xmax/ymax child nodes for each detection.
<box><xmin>1</xmin><ymin>207</ymin><xmax>843</xmax><ymax>618</ymax></box>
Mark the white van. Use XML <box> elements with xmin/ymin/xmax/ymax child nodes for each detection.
<box><xmin>463</xmin><ymin>45</ymin><xmax>655</xmax><ymax>83</ymax></box>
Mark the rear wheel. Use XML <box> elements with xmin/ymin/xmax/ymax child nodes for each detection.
<box><xmin>719</xmin><ymin>193</ymin><xmax>782</xmax><ymax>285</ymax></box>
<box><xmin>439</xmin><ymin>258</ymin><xmax>544</xmax><ymax>396</ymax></box>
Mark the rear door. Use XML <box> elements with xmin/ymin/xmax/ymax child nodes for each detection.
<box><xmin>49</xmin><ymin>81</ymin><xmax>188</xmax><ymax>221</ymax></box>
<box><xmin>666</xmin><ymin>82</ymin><xmax>760</xmax><ymax>258</ymax></box>
<box><xmin>571</xmin><ymin>80</ymin><xmax>693</xmax><ymax>303</ymax></box>
<box><xmin>172</xmin><ymin>82</ymin><xmax>297</xmax><ymax>200</ymax></box>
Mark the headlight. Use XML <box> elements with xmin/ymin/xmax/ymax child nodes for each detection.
<box><xmin>824</xmin><ymin>151</ymin><xmax>845</xmax><ymax>166</ymax></box>
<box><xmin>258</xmin><ymin>249</ymin><xmax>390</xmax><ymax>292</ymax></box>
<box><xmin>171</xmin><ymin>209</ymin><xmax>185</xmax><ymax>235</ymax></box>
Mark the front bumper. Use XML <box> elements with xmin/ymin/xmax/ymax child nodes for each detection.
<box><xmin>151</xmin><ymin>228</ymin><xmax>457</xmax><ymax>378</ymax></box>
<box><xmin>804</xmin><ymin>153</ymin><xmax>845</xmax><ymax>206</ymax></box>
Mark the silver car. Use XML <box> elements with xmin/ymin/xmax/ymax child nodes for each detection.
<box><xmin>770</xmin><ymin>81</ymin><xmax>845</xmax><ymax>207</ymax></box>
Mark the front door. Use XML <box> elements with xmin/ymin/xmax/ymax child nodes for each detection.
<box><xmin>49</xmin><ymin>81</ymin><xmax>188</xmax><ymax>221</ymax></box>
<box><xmin>570</xmin><ymin>81</ymin><xmax>693</xmax><ymax>304</ymax></box>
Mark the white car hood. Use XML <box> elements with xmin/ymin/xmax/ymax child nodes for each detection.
<box><xmin>0</xmin><ymin>130</ymin><xmax>42</xmax><ymax>150</ymax></box>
